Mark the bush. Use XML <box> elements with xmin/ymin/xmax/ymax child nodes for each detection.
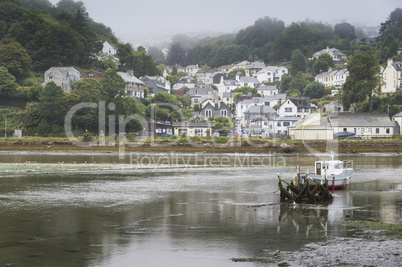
<box><xmin>217</xmin><ymin>136</ymin><xmax>228</xmax><ymax>143</ymax></box>
<box><xmin>82</xmin><ymin>132</ymin><xmax>94</xmax><ymax>142</ymax></box>
<box><xmin>126</xmin><ymin>132</ymin><xmax>136</xmax><ymax>141</ymax></box>
<box><xmin>178</xmin><ymin>137</ymin><xmax>187</xmax><ymax>143</ymax></box>
<box><xmin>190</xmin><ymin>136</ymin><xmax>201</xmax><ymax>142</ymax></box>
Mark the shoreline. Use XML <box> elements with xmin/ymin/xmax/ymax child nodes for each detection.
<box><xmin>0</xmin><ymin>138</ymin><xmax>401</xmax><ymax>154</ymax></box>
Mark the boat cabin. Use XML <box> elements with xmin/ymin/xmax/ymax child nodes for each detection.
<box><xmin>314</xmin><ymin>160</ymin><xmax>353</xmax><ymax>176</ymax></box>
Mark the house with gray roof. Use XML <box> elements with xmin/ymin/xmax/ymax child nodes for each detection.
<box><xmin>246</xmin><ymin>61</ymin><xmax>266</xmax><ymax>77</ymax></box>
<box><xmin>256</xmin><ymin>66</ymin><xmax>288</xmax><ymax>84</ymax></box>
<box><xmin>117</xmin><ymin>70</ymin><xmax>145</xmax><ymax>98</ymax></box>
<box><xmin>140</xmin><ymin>75</ymin><xmax>170</xmax><ymax>95</ymax></box>
<box><xmin>196</xmin><ymin>102</ymin><xmax>233</xmax><ymax>119</ymax></box>
<box><xmin>173</xmin><ymin>76</ymin><xmax>196</xmax><ymax>90</ymax></box>
<box><xmin>257</xmin><ymin>85</ymin><xmax>279</xmax><ymax>96</ymax></box>
<box><xmin>328</xmin><ymin>113</ymin><xmax>395</xmax><ymax>138</ymax></box>
<box><xmin>196</xmin><ymin>69</ymin><xmax>213</xmax><ymax>85</ymax></box>
<box><xmin>183</xmin><ymin>64</ymin><xmax>200</xmax><ymax>76</ymax></box>
<box><xmin>312</xmin><ymin>47</ymin><xmax>346</xmax><ymax>61</ymax></box>
<box><xmin>236</xmin><ymin>94</ymin><xmax>286</xmax><ymax>121</ymax></box>
<box><xmin>218</xmin><ymin>77</ymin><xmax>241</xmax><ymax>98</ymax></box>
<box><xmin>393</xmin><ymin>112</ymin><xmax>402</xmax><ymax>134</ymax></box>
<box><xmin>237</xmin><ymin>75</ymin><xmax>259</xmax><ymax>88</ymax></box>
<box><xmin>187</xmin><ymin>87</ymin><xmax>219</xmax><ymax>108</ymax></box>
<box><xmin>315</xmin><ymin>68</ymin><xmax>348</xmax><ymax>88</ymax></box>
<box><xmin>43</xmin><ymin>67</ymin><xmax>80</xmax><ymax>92</ymax></box>
<box><xmin>381</xmin><ymin>59</ymin><xmax>402</xmax><ymax>93</ymax></box>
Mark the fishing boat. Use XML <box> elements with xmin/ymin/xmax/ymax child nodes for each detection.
<box><xmin>299</xmin><ymin>155</ymin><xmax>353</xmax><ymax>190</ymax></box>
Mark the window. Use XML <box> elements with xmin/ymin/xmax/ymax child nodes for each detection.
<box><xmin>305</xmin><ymin>108</ymin><xmax>310</xmax><ymax>112</ymax></box>
<box><xmin>205</xmin><ymin>109</ymin><xmax>212</xmax><ymax>117</ymax></box>
<box><xmin>368</xmin><ymin>128</ymin><xmax>372</xmax><ymax>134</ymax></box>
<box><xmin>277</xmin><ymin>122</ymin><xmax>281</xmax><ymax>126</ymax></box>
<box><xmin>354</xmin><ymin>128</ymin><xmax>357</xmax><ymax>133</ymax></box>
<box><xmin>285</xmin><ymin>108</ymin><xmax>292</xmax><ymax>112</ymax></box>
<box><xmin>297</xmin><ymin>108</ymin><xmax>302</xmax><ymax>112</ymax></box>
<box><xmin>343</xmin><ymin>128</ymin><xmax>347</xmax><ymax>132</ymax></box>
<box><xmin>220</xmin><ymin>109</ymin><xmax>227</xmax><ymax>117</ymax></box>
<box><xmin>386</xmin><ymin>128</ymin><xmax>390</xmax><ymax>134</ymax></box>
<box><xmin>283</xmin><ymin>122</ymin><xmax>290</xmax><ymax>127</ymax></box>
<box><xmin>195</xmin><ymin>129</ymin><xmax>203</xmax><ymax>137</ymax></box>
<box><xmin>376</xmin><ymin>128</ymin><xmax>380</xmax><ymax>134</ymax></box>
<box><xmin>361</xmin><ymin>128</ymin><xmax>365</xmax><ymax>134</ymax></box>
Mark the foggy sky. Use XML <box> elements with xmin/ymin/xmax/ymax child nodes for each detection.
<box><xmin>48</xmin><ymin>0</ymin><xmax>401</xmax><ymax>45</ymax></box>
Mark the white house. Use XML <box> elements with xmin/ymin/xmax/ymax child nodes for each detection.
<box><xmin>187</xmin><ymin>87</ymin><xmax>218</xmax><ymax>108</ymax></box>
<box><xmin>117</xmin><ymin>70</ymin><xmax>145</xmax><ymax>98</ymax></box>
<box><xmin>218</xmin><ymin>77</ymin><xmax>241</xmax><ymax>98</ymax></box>
<box><xmin>237</xmin><ymin>75</ymin><xmax>259</xmax><ymax>88</ymax></box>
<box><xmin>257</xmin><ymin>85</ymin><xmax>279</xmax><ymax>97</ymax></box>
<box><xmin>236</xmin><ymin>94</ymin><xmax>286</xmax><ymax>121</ymax></box>
<box><xmin>102</xmin><ymin>41</ymin><xmax>118</xmax><ymax>55</ymax></box>
<box><xmin>195</xmin><ymin>69</ymin><xmax>213</xmax><ymax>85</ymax></box>
<box><xmin>43</xmin><ymin>67</ymin><xmax>80</xmax><ymax>92</ymax></box>
<box><xmin>245</xmin><ymin>61</ymin><xmax>266</xmax><ymax>77</ymax></box>
<box><xmin>256</xmin><ymin>66</ymin><xmax>288</xmax><ymax>84</ymax></box>
<box><xmin>381</xmin><ymin>58</ymin><xmax>402</xmax><ymax>93</ymax></box>
<box><xmin>173</xmin><ymin>76</ymin><xmax>196</xmax><ymax>90</ymax></box>
<box><xmin>183</xmin><ymin>65</ymin><xmax>200</xmax><ymax>76</ymax></box>
<box><xmin>315</xmin><ymin>68</ymin><xmax>348</xmax><ymax>88</ymax></box>
<box><xmin>277</xmin><ymin>98</ymin><xmax>311</xmax><ymax>118</ymax></box>
<box><xmin>312</xmin><ymin>47</ymin><xmax>346</xmax><ymax>61</ymax></box>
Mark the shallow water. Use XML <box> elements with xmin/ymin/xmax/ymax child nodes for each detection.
<box><xmin>0</xmin><ymin>152</ymin><xmax>401</xmax><ymax>266</ymax></box>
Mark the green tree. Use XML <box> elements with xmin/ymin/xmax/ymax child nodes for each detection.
<box><xmin>288</xmin><ymin>72</ymin><xmax>307</xmax><ymax>96</ymax></box>
<box><xmin>39</xmin><ymin>81</ymin><xmax>66</xmax><ymax>125</ymax></box>
<box><xmin>0</xmin><ymin>41</ymin><xmax>32</xmax><ymax>81</ymax></box>
<box><xmin>290</xmin><ymin>49</ymin><xmax>306</xmax><ymax>76</ymax></box>
<box><xmin>100</xmin><ymin>69</ymin><xmax>126</xmax><ymax>100</ymax></box>
<box><xmin>312</xmin><ymin>53</ymin><xmax>336</xmax><ymax>74</ymax></box>
<box><xmin>24</xmin><ymin>101</ymin><xmax>43</xmax><ymax>134</ymax></box>
<box><xmin>303</xmin><ymin>81</ymin><xmax>325</xmax><ymax>99</ymax></box>
<box><xmin>0</xmin><ymin>66</ymin><xmax>18</xmax><ymax>97</ymax></box>
<box><xmin>193</xmin><ymin>104</ymin><xmax>200</xmax><ymax>111</ymax></box>
<box><xmin>147</xmin><ymin>47</ymin><xmax>165</xmax><ymax>65</ymax></box>
<box><xmin>381</xmin><ymin>34</ymin><xmax>399</xmax><ymax>60</ymax></box>
<box><xmin>341</xmin><ymin>51</ymin><xmax>380</xmax><ymax>112</ymax></box>
<box><xmin>166</xmin><ymin>43</ymin><xmax>186</xmax><ymax>66</ymax></box>
<box><xmin>279</xmin><ymin>73</ymin><xmax>292</xmax><ymax>93</ymax></box>
<box><xmin>153</xmin><ymin>91</ymin><xmax>178</xmax><ymax>107</ymax></box>
<box><xmin>334</xmin><ymin>22</ymin><xmax>356</xmax><ymax>40</ymax></box>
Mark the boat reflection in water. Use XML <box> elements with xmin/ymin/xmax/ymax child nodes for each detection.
<box><xmin>277</xmin><ymin>190</ymin><xmax>354</xmax><ymax>238</ymax></box>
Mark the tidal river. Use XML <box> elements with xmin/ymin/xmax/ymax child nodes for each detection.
<box><xmin>0</xmin><ymin>152</ymin><xmax>401</xmax><ymax>266</ymax></box>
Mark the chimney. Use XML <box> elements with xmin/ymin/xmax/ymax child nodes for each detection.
<box><xmin>388</xmin><ymin>58</ymin><xmax>393</xmax><ymax>66</ymax></box>
<box><xmin>127</xmin><ymin>70</ymin><xmax>134</xmax><ymax>76</ymax></box>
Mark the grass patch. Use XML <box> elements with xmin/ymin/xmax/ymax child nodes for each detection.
<box><xmin>344</xmin><ymin>220</ymin><xmax>402</xmax><ymax>237</ymax></box>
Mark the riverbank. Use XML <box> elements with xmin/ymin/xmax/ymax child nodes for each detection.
<box><xmin>232</xmin><ymin>220</ymin><xmax>402</xmax><ymax>266</ymax></box>
<box><xmin>0</xmin><ymin>137</ymin><xmax>401</xmax><ymax>154</ymax></box>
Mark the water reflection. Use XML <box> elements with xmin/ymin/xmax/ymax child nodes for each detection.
<box><xmin>0</xmin><ymin>153</ymin><xmax>401</xmax><ymax>266</ymax></box>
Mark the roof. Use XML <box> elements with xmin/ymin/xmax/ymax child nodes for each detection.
<box><xmin>189</xmin><ymin>87</ymin><xmax>215</xmax><ymax>96</ymax></box>
<box><xmin>394</xmin><ymin>112</ymin><xmax>402</xmax><ymax>117</ymax></box>
<box><xmin>328</xmin><ymin>113</ymin><xmax>394</xmax><ymax>127</ymax></box>
<box><xmin>248</xmin><ymin>61</ymin><xmax>266</xmax><ymax>69</ymax></box>
<box><xmin>313</xmin><ymin>47</ymin><xmax>346</xmax><ymax>57</ymax></box>
<box><xmin>392</xmin><ymin>61</ymin><xmax>402</xmax><ymax>71</ymax></box>
<box><xmin>239</xmin><ymin>76</ymin><xmax>259</xmax><ymax>84</ymax></box>
<box><xmin>46</xmin><ymin>67</ymin><xmax>79</xmax><ymax>75</ymax></box>
<box><xmin>238</xmin><ymin>94</ymin><xmax>287</xmax><ymax>106</ymax></box>
<box><xmin>184</xmin><ymin>65</ymin><xmax>200</xmax><ymax>70</ymax></box>
<box><xmin>222</xmin><ymin>92</ymin><xmax>236</xmax><ymax>98</ymax></box>
<box><xmin>244</xmin><ymin>105</ymin><xmax>276</xmax><ymax>114</ymax></box>
<box><xmin>172</xmin><ymin>121</ymin><xmax>214</xmax><ymax>128</ymax></box>
<box><xmin>217</xmin><ymin>65</ymin><xmax>234</xmax><ymax>70</ymax></box>
<box><xmin>257</xmin><ymin>85</ymin><xmax>278</xmax><ymax>91</ymax></box>
<box><xmin>117</xmin><ymin>72</ymin><xmax>144</xmax><ymax>84</ymax></box>
<box><xmin>289</xmin><ymin>98</ymin><xmax>311</xmax><ymax>109</ymax></box>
